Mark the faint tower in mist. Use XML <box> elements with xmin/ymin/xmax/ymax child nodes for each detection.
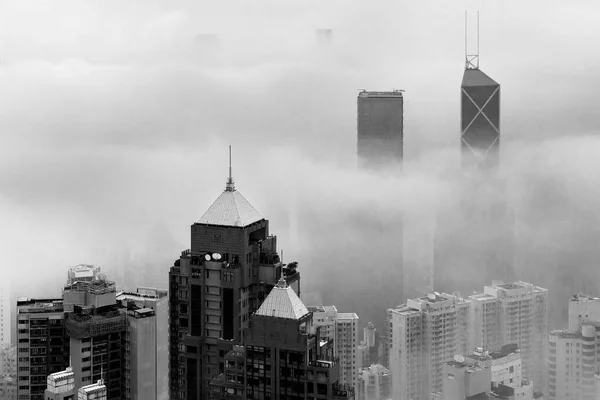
<box><xmin>461</xmin><ymin>12</ymin><xmax>500</xmax><ymax>172</ymax></box>
<box><xmin>315</xmin><ymin>29</ymin><xmax>333</xmax><ymax>45</ymax></box>
<box><xmin>357</xmin><ymin>90</ymin><xmax>404</xmax><ymax>171</ymax></box>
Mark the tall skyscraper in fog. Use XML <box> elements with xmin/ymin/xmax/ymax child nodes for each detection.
<box><xmin>168</xmin><ymin>147</ymin><xmax>300</xmax><ymax>400</ymax></box>
<box><xmin>357</xmin><ymin>90</ymin><xmax>404</xmax><ymax>170</ymax></box>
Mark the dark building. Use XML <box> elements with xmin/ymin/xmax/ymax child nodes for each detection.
<box><xmin>15</xmin><ymin>298</ymin><xmax>70</xmax><ymax>400</ymax></box>
<box><xmin>169</xmin><ymin>158</ymin><xmax>301</xmax><ymax>400</ymax></box>
<box><xmin>460</xmin><ymin>68</ymin><xmax>500</xmax><ymax>172</ymax></box>
<box><xmin>210</xmin><ymin>277</ymin><xmax>355</xmax><ymax>400</ymax></box>
<box><xmin>357</xmin><ymin>90</ymin><xmax>404</xmax><ymax>171</ymax></box>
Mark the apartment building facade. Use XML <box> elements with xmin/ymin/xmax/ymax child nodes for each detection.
<box><xmin>16</xmin><ymin>298</ymin><xmax>70</xmax><ymax>400</ymax></box>
<box><xmin>388</xmin><ymin>292</ymin><xmax>470</xmax><ymax>400</ymax></box>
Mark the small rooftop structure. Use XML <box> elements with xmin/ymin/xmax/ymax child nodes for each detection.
<box><xmin>255</xmin><ymin>277</ymin><xmax>310</xmax><ymax>320</ymax></box>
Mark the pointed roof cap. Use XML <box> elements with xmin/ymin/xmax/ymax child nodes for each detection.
<box><xmin>197</xmin><ymin>145</ymin><xmax>264</xmax><ymax>227</ymax></box>
<box><xmin>462</xmin><ymin>68</ymin><xmax>498</xmax><ymax>87</ymax></box>
<box><xmin>197</xmin><ymin>190</ymin><xmax>263</xmax><ymax>227</ymax></box>
<box><xmin>255</xmin><ymin>277</ymin><xmax>310</xmax><ymax>320</ymax></box>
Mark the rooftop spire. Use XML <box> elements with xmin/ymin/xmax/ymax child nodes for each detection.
<box><xmin>464</xmin><ymin>10</ymin><xmax>480</xmax><ymax>70</ymax></box>
<box><xmin>225</xmin><ymin>145</ymin><xmax>236</xmax><ymax>192</ymax></box>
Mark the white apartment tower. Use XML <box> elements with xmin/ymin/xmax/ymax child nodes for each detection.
<box><xmin>482</xmin><ymin>281</ymin><xmax>548</xmax><ymax>393</ymax></box>
<box><xmin>388</xmin><ymin>292</ymin><xmax>470</xmax><ymax>400</ymax></box>
<box><xmin>307</xmin><ymin>306</ymin><xmax>359</xmax><ymax>389</ymax></box>
<box><xmin>548</xmin><ymin>324</ymin><xmax>597</xmax><ymax>400</ymax></box>
<box><xmin>336</xmin><ymin>313</ymin><xmax>359</xmax><ymax>389</ymax></box>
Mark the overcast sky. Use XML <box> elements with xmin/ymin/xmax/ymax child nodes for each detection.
<box><xmin>2</xmin><ymin>0</ymin><xmax>600</xmax><ymax>327</ymax></box>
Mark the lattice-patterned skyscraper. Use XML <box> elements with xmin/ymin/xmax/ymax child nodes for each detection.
<box><xmin>461</xmin><ymin>11</ymin><xmax>500</xmax><ymax>172</ymax></box>
<box><xmin>461</xmin><ymin>68</ymin><xmax>500</xmax><ymax>171</ymax></box>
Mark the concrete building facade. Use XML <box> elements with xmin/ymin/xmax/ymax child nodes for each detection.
<box><xmin>357</xmin><ymin>90</ymin><xmax>404</xmax><ymax>171</ymax></box>
<box><xmin>16</xmin><ymin>298</ymin><xmax>70</xmax><ymax>400</ymax></box>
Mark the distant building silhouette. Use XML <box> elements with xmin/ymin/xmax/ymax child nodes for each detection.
<box><xmin>357</xmin><ymin>90</ymin><xmax>404</xmax><ymax>171</ymax></box>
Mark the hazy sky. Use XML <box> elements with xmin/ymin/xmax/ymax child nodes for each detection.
<box><xmin>2</xmin><ymin>1</ymin><xmax>600</xmax><ymax>328</ymax></box>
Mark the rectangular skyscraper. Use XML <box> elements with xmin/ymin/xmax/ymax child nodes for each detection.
<box><xmin>461</xmin><ymin>68</ymin><xmax>500</xmax><ymax>171</ymax></box>
<box><xmin>357</xmin><ymin>90</ymin><xmax>404</xmax><ymax>170</ymax></box>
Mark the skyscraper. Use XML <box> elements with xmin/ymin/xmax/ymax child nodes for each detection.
<box><xmin>168</xmin><ymin>147</ymin><xmax>300</xmax><ymax>400</ymax></box>
<box><xmin>16</xmin><ymin>298</ymin><xmax>70</xmax><ymax>400</ymax></box>
<box><xmin>357</xmin><ymin>90</ymin><xmax>404</xmax><ymax>170</ymax></box>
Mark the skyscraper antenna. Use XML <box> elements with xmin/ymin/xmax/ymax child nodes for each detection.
<box><xmin>225</xmin><ymin>145</ymin><xmax>235</xmax><ymax>192</ymax></box>
<box><xmin>465</xmin><ymin>10</ymin><xmax>480</xmax><ymax>70</ymax></box>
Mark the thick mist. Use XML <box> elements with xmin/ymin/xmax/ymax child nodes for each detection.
<box><xmin>2</xmin><ymin>0</ymin><xmax>600</xmax><ymax>333</ymax></box>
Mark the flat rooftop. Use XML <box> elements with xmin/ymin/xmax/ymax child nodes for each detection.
<box><xmin>337</xmin><ymin>313</ymin><xmax>359</xmax><ymax>320</ymax></box>
<box><xmin>358</xmin><ymin>90</ymin><xmax>403</xmax><ymax>98</ymax></box>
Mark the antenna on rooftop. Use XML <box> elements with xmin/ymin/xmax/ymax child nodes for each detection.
<box><xmin>225</xmin><ymin>145</ymin><xmax>236</xmax><ymax>192</ymax></box>
<box><xmin>464</xmin><ymin>10</ymin><xmax>480</xmax><ymax>70</ymax></box>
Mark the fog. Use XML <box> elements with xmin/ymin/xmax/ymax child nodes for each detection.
<box><xmin>2</xmin><ymin>0</ymin><xmax>600</xmax><ymax>334</ymax></box>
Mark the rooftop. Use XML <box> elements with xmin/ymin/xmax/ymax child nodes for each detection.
<box><xmin>571</xmin><ymin>293</ymin><xmax>600</xmax><ymax>302</ymax></box>
<box><xmin>358</xmin><ymin>90</ymin><xmax>403</xmax><ymax>98</ymax></box>
<box><xmin>461</xmin><ymin>68</ymin><xmax>498</xmax><ymax>87</ymax></box>
<box><xmin>255</xmin><ymin>277</ymin><xmax>310</xmax><ymax>320</ymax></box>
<box><xmin>307</xmin><ymin>305</ymin><xmax>337</xmax><ymax>314</ymax></box>
<box><xmin>337</xmin><ymin>313</ymin><xmax>359</xmax><ymax>320</ymax></box>
<box><xmin>197</xmin><ymin>189</ymin><xmax>263</xmax><ymax>227</ymax></box>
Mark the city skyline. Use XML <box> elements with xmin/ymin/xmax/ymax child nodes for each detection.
<box><xmin>1</xmin><ymin>2</ymin><xmax>600</xmax><ymax>399</ymax></box>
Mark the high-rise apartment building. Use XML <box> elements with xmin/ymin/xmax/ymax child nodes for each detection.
<box><xmin>357</xmin><ymin>90</ymin><xmax>404</xmax><ymax>170</ymax></box>
<box><xmin>482</xmin><ymin>281</ymin><xmax>548</xmax><ymax>393</ymax></box>
<box><xmin>168</xmin><ymin>157</ymin><xmax>300</xmax><ymax>400</ymax></box>
<box><xmin>116</xmin><ymin>288</ymin><xmax>169</xmax><ymax>400</ymax></box>
<box><xmin>548</xmin><ymin>325</ymin><xmax>597</xmax><ymax>400</ymax></box>
<box><xmin>356</xmin><ymin>364</ymin><xmax>391</xmax><ymax>400</ymax></box>
<box><xmin>468</xmin><ymin>291</ymin><xmax>500</xmax><ymax>352</ymax></box>
<box><xmin>336</xmin><ymin>313</ymin><xmax>359</xmax><ymax>389</ymax></box>
<box><xmin>16</xmin><ymin>298</ymin><xmax>70</xmax><ymax>400</ymax></box>
<box><xmin>210</xmin><ymin>277</ymin><xmax>355</xmax><ymax>400</ymax></box>
<box><xmin>63</xmin><ymin>278</ymin><xmax>127</xmax><ymax>400</ymax></box>
<box><xmin>388</xmin><ymin>292</ymin><xmax>470</xmax><ymax>400</ymax></box>
<box><xmin>308</xmin><ymin>306</ymin><xmax>359</xmax><ymax>389</ymax></box>
<box><xmin>547</xmin><ymin>293</ymin><xmax>600</xmax><ymax>400</ymax></box>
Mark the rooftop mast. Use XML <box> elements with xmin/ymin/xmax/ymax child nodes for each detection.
<box><xmin>225</xmin><ymin>145</ymin><xmax>236</xmax><ymax>192</ymax></box>
<box><xmin>465</xmin><ymin>10</ymin><xmax>480</xmax><ymax>70</ymax></box>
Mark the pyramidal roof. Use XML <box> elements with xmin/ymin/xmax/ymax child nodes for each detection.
<box><xmin>197</xmin><ymin>146</ymin><xmax>264</xmax><ymax>228</ymax></box>
<box><xmin>197</xmin><ymin>188</ymin><xmax>263</xmax><ymax>227</ymax></box>
<box><xmin>255</xmin><ymin>277</ymin><xmax>310</xmax><ymax>320</ymax></box>
<box><xmin>461</xmin><ymin>68</ymin><xmax>498</xmax><ymax>87</ymax></box>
